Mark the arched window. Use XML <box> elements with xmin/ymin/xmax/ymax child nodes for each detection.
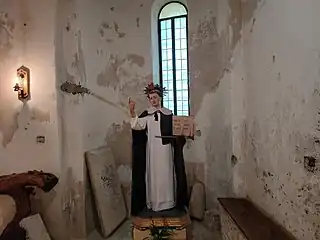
<box><xmin>158</xmin><ymin>2</ymin><xmax>189</xmax><ymax>116</ymax></box>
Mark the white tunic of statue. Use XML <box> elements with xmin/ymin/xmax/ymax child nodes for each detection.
<box><xmin>131</xmin><ymin>107</ymin><xmax>175</xmax><ymax>212</ymax></box>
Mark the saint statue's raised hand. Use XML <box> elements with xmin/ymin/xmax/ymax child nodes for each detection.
<box><xmin>129</xmin><ymin>97</ymin><xmax>136</xmax><ymax>117</ymax></box>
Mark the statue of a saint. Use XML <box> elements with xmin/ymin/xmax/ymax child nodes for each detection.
<box><xmin>129</xmin><ymin>82</ymin><xmax>189</xmax><ymax>216</ymax></box>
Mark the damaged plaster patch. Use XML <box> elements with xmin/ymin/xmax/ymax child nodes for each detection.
<box><xmin>65</xmin><ymin>13</ymin><xmax>77</xmax><ymax>33</ymax></box>
<box><xmin>96</xmin><ymin>54</ymin><xmax>150</xmax><ymax>109</ymax></box>
<box><xmin>99</xmin><ymin>21</ymin><xmax>126</xmax><ymax>42</ymax></box>
<box><xmin>30</xmin><ymin>108</ymin><xmax>50</xmax><ymax>122</ymax></box>
<box><xmin>228</xmin><ymin>0</ymin><xmax>242</xmax><ymax>48</ymax></box>
<box><xmin>62</xmin><ymin>168</ymin><xmax>86</xmax><ymax>238</ymax></box>
<box><xmin>113</xmin><ymin>22</ymin><xmax>126</xmax><ymax>38</ymax></box>
<box><xmin>96</xmin><ymin>55</ymin><xmax>124</xmax><ymax>88</ymax></box>
<box><xmin>304</xmin><ymin>156</ymin><xmax>318</xmax><ymax>173</ymax></box>
<box><xmin>126</xmin><ymin>54</ymin><xmax>145</xmax><ymax>67</ymax></box>
<box><xmin>71</xmin><ymin>31</ymin><xmax>87</xmax><ymax>84</ymax></box>
<box><xmin>0</xmin><ymin>12</ymin><xmax>16</xmax><ymax>147</ymax></box>
<box><xmin>231</xmin><ymin>154</ymin><xmax>238</xmax><ymax>166</ymax></box>
<box><xmin>245</xmin><ymin>115</ymin><xmax>320</xmax><ymax>239</ymax></box>
<box><xmin>60</xmin><ymin>81</ymin><xmax>90</xmax><ymax>95</ymax></box>
<box><xmin>60</xmin><ymin>81</ymin><xmax>129</xmax><ymax>115</ymax></box>
<box><xmin>191</xmin><ymin>15</ymin><xmax>218</xmax><ymax>47</ymax></box>
<box><xmin>0</xmin><ymin>104</ymin><xmax>51</xmax><ymax>147</ymax></box>
<box><xmin>0</xmin><ymin>12</ymin><xmax>14</xmax><ymax>56</ymax></box>
<box><xmin>105</xmin><ymin>122</ymin><xmax>132</xmax><ymax>166</ymax></box>
<box><xmin>190</xmin><ymin>0</ymin><xmax>258</xmax><ymax>114</ymax></box>
<box><xmin>0</xmin><ymin>108</ymin><xmax>19</xmax><ymax>147</ymax></box>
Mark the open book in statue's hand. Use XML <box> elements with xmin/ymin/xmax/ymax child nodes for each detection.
<box><xmin>172</xmin><ymin>116</ymin><xmax>195</xmax><ymax>138</ymax></box>
<box><xmin>154</xmin><ymin>116</ymin><xmax>196</xmax><ymax>140</ymax></box>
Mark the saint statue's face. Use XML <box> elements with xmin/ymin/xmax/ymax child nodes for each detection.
<box><xmin>148</xmin><ymin>92</ymin><xmax>161</xmax><ymax>108</ymax></box>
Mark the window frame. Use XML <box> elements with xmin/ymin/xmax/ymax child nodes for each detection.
<box><xmin>157</xmin><ymin>2</ymin><xmax>190</xmax><ymax>116</ymax></box>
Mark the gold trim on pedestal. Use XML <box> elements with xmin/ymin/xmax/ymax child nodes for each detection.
<box><xmin>132</xmin><ymin>214</ymin><xmax>191</xmax><ymax>231</ymax></box>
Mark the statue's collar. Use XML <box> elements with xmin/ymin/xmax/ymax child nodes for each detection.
<box><xmin>147</xmin><ymin>107</ymin><xmax>172</xmax><ymax>115</ymax></box>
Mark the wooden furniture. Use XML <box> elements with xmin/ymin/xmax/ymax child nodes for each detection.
<box><xmin>132</xmin><ymin>211</ymin><xmax>191</xmax><ymax>240</ymax></box>
<box><xmin>218</xmin><ymin>198</ymin><xmax>296</xmax><ymax>240</ymax></box>
<box><xmin>0</xmin><ymin>195</ymin><xmax>16</xmax><ymax>236</ymax></box>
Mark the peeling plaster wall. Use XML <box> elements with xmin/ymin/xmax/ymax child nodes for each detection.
<box><xmin>0</xmin><ymin>0</ymin><xmax>65</xmax><ymax>240</ymax></box>
<box><xmin>187</xmin><ymin>0</ymin><xmax>259</xmax><ymax>211</ymax></box>
<box><xmin>55</xmin><ymin>0</ymin><xmax>89</xmax><ymax>239</ymax></box>
<box><xmin>60</xmin><ymin>0</ymin><xmax>258</xmax><ymax>236</ymax></box>
<box><xmin>1</xmin><ymin>0</ymin><xmax>317</xmax><ymax>239</ymax></box>
<box><xmin>0</xmin><ymin>0</ymin><xmax>60</xmax><ymax>173</ymax></box>
<box><xmin>75</xmin><ymin>0</ymin><xmax>255</xmax><ymax>209</ymax></box>
<box><xmin>51</xmin><ymin>0</ymin><xmax>242</xmax><ymax>237</ymax></box>
<box><xmin>231</xmin><ymin>0</ymin><xmax>320</xmax><ymax>239</ymax></box>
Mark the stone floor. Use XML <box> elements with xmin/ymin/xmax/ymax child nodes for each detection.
<box><xmin>88</xmin><ymin>220</ymin><xmax>222</xmax><ymax>240</ymax></box>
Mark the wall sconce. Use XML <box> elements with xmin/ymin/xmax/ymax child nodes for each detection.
<box><xmin>13</xmin><ymin>65</ymin><xmax>30</xmax><ymax>101</ymax></box>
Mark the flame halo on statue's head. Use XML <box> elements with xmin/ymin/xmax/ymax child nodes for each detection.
<box><xmin>144</xmin><ymin>82</ymin><xmax>167</xmax><ymax>98</ymax></box>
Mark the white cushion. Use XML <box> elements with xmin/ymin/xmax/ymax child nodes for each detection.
<box><xmin>0</xmin><ymin>195</ymin><xmax>16</xmax><ymax>235</ymax></box>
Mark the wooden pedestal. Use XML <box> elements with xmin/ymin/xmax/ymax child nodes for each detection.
<box><xmin>132</xmin><ymin>213</ymin><xmax>191</xmax><ymax>240</ymax></box>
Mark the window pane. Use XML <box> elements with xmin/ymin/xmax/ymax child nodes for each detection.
<box><xmin>177</xmin><ymin>101</ymin><xmax>183</xmax><ymax>109</ymax></box>
<box><xmin>183</xmin><ymin>101</ymin><xmax>189</xmax><ymax>110</ymax></box>
<box><xmin>176</xmin><ymin>70</ymin><xmax>182</xmax><ymax>80</ymax></box>
<box><xmin>175</xmin><ymin>49</ymin><xmax>181</xmax><ymax>59</ymax></box>
<box><xmin>161</xmin><ymin>30</ymin><xmax>167</xmax><ymax>40</ymax></box>
<box><xmin>168</xmin><ymin>90</ymin><xmax>174</xmax><ymax>100</ymax></box>
<box><xmin>162</xmin><ymin>81</ymin><xmax>168</xmax><ymax>89</ymax></box>
<box><xmin>168</xmin><ymin>71</ymin><xmax>173</xmax><ymax>80</ymax></box>
<box><xmin>182</xmin><ymin>80</ymin><xmax>188</xmax><ymax>90</ymax></box>
<box><xmin>180</xmin><ymin>28</ymin><xmax>186</xmax><ymax>39</ymax></box>
<box><xmin>160</xmin><ymin>21</ymin><xmax>167</xmax><ymax>30</ymax></box>
<box><xmin>175</xmin><ymin>40</ymin><xmax>181</xmax><ymax>49</ymax></box>
<box><xmin>181</xmin><ymin>49</ymin><xmax>187</xmax><ymax>59</ymax></box>
<box><xmin>176</xmin><ymin>60</ymin><xmax>181</xmax><ymax>69</ymax></box>
<box><xmin>181</xmin><ymin>60</ymin><xmax>188</xmax><ymax>69</ymax></box>
<box><xmin>168</xmin><ymin>60</ymin><xmax>173</xmax><ymax>70</ymax></box>
<box><xmin>182</xmin><ymin>90</ymin><xmax>189</xmax><ymax>99</ymax></box>
<box><xmin>166</xmin><ymin>29</ymin><xmax>172</xmax><ymax>39</ymax></box>
<box><xmin>177</xmin><ymin>110</ymin><xmax>183</xmax><ymax>116</ymax></box>
<box><xmin>162</xmin><ymin>71</ymin><xmax>168</xmax><ymax>80</ymax></box>
<box><xmin>161</xmin><ymin>40</ymin><xmax>167</xmax><ymax>49</ymax></box>
<box><xmin>180</xmin><ymin>18</ymin><xmax>186</xmax><ymax>28</ymax></box>
<box><xmin>166</xmin><ymin>20</ymin><xmax>171</xmax><ymax>28</ymax></box>
<box><xmin>163</xmin><ymin>101</ymin><xmax>170</xmax><ymax>108</ymax></box>
<box><xmin>167</xmin><ymin>40</ymin><xmax>172</xmax><ymax>49</ymax></box>
<box><xmin>177</xmin><ymin>90</ymin><xmax>182</xmax><ymax>100</ymax></box>
<box><xmin>162</xmin><ymin>61</ymin><xmax>167</xmax><ymax>70</ymax></box>
<box><xmin>175</xmin><ymin>29</ymin><xmax>181</xmax><ymax>39</ymax></box>
<box><xmin>162</xmin><ymin>50</ymin><xmax>167</xmax><ymax>60</ymax></box>
<box><xmin>175</xmin><ymin>18</ymin><xmax>181</xmax><ymax>28</ymax></box>
<box><xmin>182</xmin><ymin>70</ymin><xmax>188</xmax><ymax>79</ymax></box>
<box><xmin>176</xmin><ymin>80</ymin><xmax>183</xmax><ymax>90</ymax></box>
<box><xmin>168</xmin><ymin>102</ymin><xmax>175</xmax><ymax>111</ymax></box>
<box><xmin>181</xmin><ymin>39</ymin><xmax>187</xmax><ymax>48</ymax></box>
<box><xmin>167</xmin><ymin>50</ymin><xmax>172</xmax><ymax>60</ymax></box>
